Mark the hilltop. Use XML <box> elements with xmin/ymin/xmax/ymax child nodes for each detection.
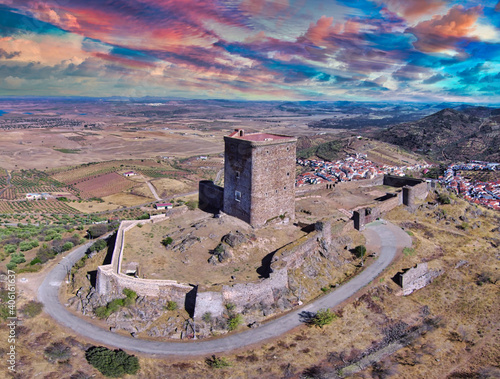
<box><xmin>376</xmin><ymin>107</ymin><xmax>500</xmax><ymax>162</ymax></box>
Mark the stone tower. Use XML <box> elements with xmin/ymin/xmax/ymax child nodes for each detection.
<box><xmin>223</xmin><ymin>129</ymin><xmax>297</xmax><ymax>226</ymax></box>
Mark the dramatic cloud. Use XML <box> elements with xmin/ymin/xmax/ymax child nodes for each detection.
<box><xmin>0</xmin><ymin>47</ymin><xmax>20</xmax><ymax>59</ymax></box>
<box><xmin>408</xmin><ymin>5</ymin><xmax>483</xmax><ymax>53</ymax></box>
<box><xmin>0</xmin><ymin>0</ymin><xmax>498</xmax><ymax>102</ymax></box>
<box><xmin>376</xmin><ymin>0</ymin><xmax>447</xmax><ymax>20</ymax></box>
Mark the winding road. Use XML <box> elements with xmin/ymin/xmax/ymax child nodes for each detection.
<box><xmin>37</xmin><ymin>220</ymin><xmax>410</xmax><ymax>356</ymax></box>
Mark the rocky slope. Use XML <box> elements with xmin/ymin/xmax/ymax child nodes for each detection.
<box><xmin>377</xmin><ymin>107</ymin><xmax>500</xmax><ymax>162</ymax></box>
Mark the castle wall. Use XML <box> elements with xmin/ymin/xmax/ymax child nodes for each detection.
<box><xmin>198</xmin><ymin>180</ymin><xmax>224</xmax><ymax>213</ymax></box>
<box><xmin>383</xmin><ymin>175</ymin><xmax>424</xmax><ymax>188</ymax></box>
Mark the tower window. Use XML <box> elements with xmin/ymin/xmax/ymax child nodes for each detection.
<box><xmin>235</xmin><ymin>191</ymin><xmax>241</xmax><ymax>202</ymax></box>
<box><xmin>236</xmin><ymin>171</ymin><xmax>240</xmax><ymax>179</ymax></box>
<box><xmin>284</xmin><ymin>186</ymin><xmax>287</xmax><ymax>190</ymax></box>
<box><xmin>286</xmin><ymin>147</ymin><xmax>290</xmax><ymax>151</ymax></box>
<box><xmin>287</xmin><ymin>172</ymin><xmax>290</xmax><ymax>176</ymax></box>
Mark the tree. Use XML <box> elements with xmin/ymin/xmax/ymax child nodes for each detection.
<box><xmin>354</xmin><ymin>245</ymin><xmax>367</xmax><ymax>266</ymax></box>
<box><xmin>161</xmin><ymin>237</ymin><xmax>173</xmax><ymax>247</ymax></box>
<box><xmin>85</xmin><ymin>346</ymin><xmax>139</xmax><ymax>377</ymax></box>
<box><xmin>309</xmin><ymin>308</ymin><xmax>336</xmax><ymax>328</ymax></box>
<box><xmin>88</xmin><ymin>224</ymin><xmax>108</xmax><ymax>238</ymax></box>
<box><xmin>89</xmin><ymin>239</ymin><xmax>107</xmax><ymax>253</ymax></box>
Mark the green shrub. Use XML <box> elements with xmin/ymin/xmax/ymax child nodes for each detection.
<box><xmin>227</xmin><ymin>314</ymin><xmax>243</xmax><ymax>331</ymax></box>
<box><xmin>4</xmin><ymin>244</ymin><xmax>16</xmax><ymax>254</ymax></box>
<box><xmin>308</xmin><ymin>308</ymin><xmax>337</xmax><ymax>328</ymax></box>
<box><xmin>10</xmin><ymin>253</ymin><xmax>26</xmax><ymax>265</ymax></box>
<box><xmin>30</xmin><ymin>257</ymin><xmax>42</xmax><ymax>266</ymax></box>
<box><xmin>89</xmin><ymin>239</ymin><xmax>107</xmax><ymax>253</ymax></box>
<box><xmin>85</xmin><ymin>346</ymin><xmax>139</xmax><ymax>377</ymax></box>
<box><xmin>138</xmin><ymin>213</ymin><xmax>150</xmax><ymax>220</ymax></box>
<box><xmin>44</xmin><ymin>342</ymin><xmax>71</xmax><ymax>363</ymax></box>
<box><xmin>202</xmin><ymin>312</ymin><xmax>212</xmax><ymax>323</ymax></box>
<box><xmin>166</xmin><ymin>301</ymin><xmax>178</xmax><ymax>311</ymax></box>
<box><xmin>437</xmin><ymin>193</ymin><xmax>451</xmax><ymax>204</ymax></box>
<box><xmin>62</xmin><ymin>241</ymin><xmax>74</xmax><ymax>251</ymax></box>
<box><xmin>186</xmin><ymin>200</ymin><xmax>198</xmax><ymax>211</ymax></box>
<box><xmin>6</xmin><ymin>262</ymin><xmax>16</xmax><ymax>270</ymax></box>
<box><xmin>206</xmin><ymin>355</ymin><xmax>231</xmax><ymax>369</ymax></box>
<box><xmin>161</xmin><ymin>237</ymin><xmax>173</xmax><ymax>247</ymax></box>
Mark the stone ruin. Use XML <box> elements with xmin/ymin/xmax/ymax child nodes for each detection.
<box><xmin>393</xmin><ymin>262</ymin><xmax>442</xmax><ymax>296</ymax></box>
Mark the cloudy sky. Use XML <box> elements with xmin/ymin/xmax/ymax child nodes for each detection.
<box><xmin>0</xmin><ymin>0</ymin><xmax>499</xmax><ymax>102</ymax></box>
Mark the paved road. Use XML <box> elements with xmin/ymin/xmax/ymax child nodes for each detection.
<box><xmin>37</xmin><ymin>220</ymin><xmax>410</xmax><ymax>356</ymax></box>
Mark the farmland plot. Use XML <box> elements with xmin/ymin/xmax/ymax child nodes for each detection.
<box><xmin>0</xmin><ymin>199</ymin><xmax>79</xmax><ymax>214</ymax></box>
<box><xmin>74</xmin><ymin>172</ymin><xmax>135</xmax><ymax>199</ymax></box>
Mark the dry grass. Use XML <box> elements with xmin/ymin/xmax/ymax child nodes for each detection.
<box><xmin>5</xmin><ymin>194</ymin><xmax>499</xmax><ymax>379</ymax></box>
<box><xmin>122</xmin><ymin>210</ymin><xmax>306</xmax><ymax>287</ymax></box>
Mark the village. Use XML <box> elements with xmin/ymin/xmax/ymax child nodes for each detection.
<box><xmin>443</xmin><ymin>161</ymin><xmax>500</xmax><ymax>210</ymax></box>
<box><xmin>295</xmin><ymin>155</ymin><xmax>432</xmax><ymax>185</ymax></box>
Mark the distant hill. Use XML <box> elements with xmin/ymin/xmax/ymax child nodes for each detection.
<box><xmin>296</xmin><ymin>138</ymin><xmax>346</xmax><ymax>161</ymax></box>
<box><xmin>376</xmin><ymin>107</ymin><xmax>500</xmax><ymax>162</ymax></box>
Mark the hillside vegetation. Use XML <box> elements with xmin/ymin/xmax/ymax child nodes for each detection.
<box><xmin>377</xmin><ymin>107</ymin><xmax>500</xmax><ymax>162</ymax></box>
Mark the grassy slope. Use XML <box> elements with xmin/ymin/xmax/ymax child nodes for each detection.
<box><xmin>1</xmin><ymin>192</ymin><xmax>498</xmax><ymax>378</ymax></box>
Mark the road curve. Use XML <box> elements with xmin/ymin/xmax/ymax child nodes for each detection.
<box><xmin>38</xmin><ymin>220</ymin><xmax>411</xmax><ymax>356</ymax></box>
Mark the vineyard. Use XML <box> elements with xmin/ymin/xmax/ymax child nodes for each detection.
<box><xmin>74</xmin><ymin>172</ymin><xmax>135</xmax><ymax>199</ymax></box>
<box><xmin>11</xmin><ymin>169</ymin><xmax>65</xmax><ymax>187</ymax></box>
<box><xmin>0</xmin><ymin>199</ymin><xmax>79</xmax><ymax>214</ymax></box>
<box><xmin>51</xmin><ymin>159</ymin><xmax>179</xmax><ymax>184</ymax></box>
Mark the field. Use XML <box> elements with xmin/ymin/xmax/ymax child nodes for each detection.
<box><xmin>0</xmin><ymin>199</ymin><xmax>79</xmax><ymax>214</ymax></box>
<box><xmin>73</xmin><ymin>172</ymin><xmax>135</xmax><ymax>199</ymax></box>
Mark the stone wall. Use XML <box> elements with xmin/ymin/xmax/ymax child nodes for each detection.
<box><xmin>96</xmin><ymin>215</ymin><xmax>193</xmax><ymax>301</ymax></box>
<box><xmin>198</xmin><ymin>180</ymin><xmax>224</xmax><ymax>213</ymax></box>
<box><xmin>97</xmin><ymin>215</ymin><xmax>344</xmax><ymax>322</ymax></box>
<box><xmin>394</xmin><ymin>262</ymin><xmax>442</xmax><ymax>296</ymax></box>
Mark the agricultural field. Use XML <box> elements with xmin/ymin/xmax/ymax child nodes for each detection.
<box><xmin>73</xmin><ymin>172</ymin><xmax>135</xmax><ymax>199</ymax></box>
<box><xmin>50</xmin><ymin>159</ymin><xmax>181</xmax><ymax>184</ymax></box>
<box><xmin>0</xmin><ymin>199</ymin><xmax>79</xmax><ymax>214</ymax></box>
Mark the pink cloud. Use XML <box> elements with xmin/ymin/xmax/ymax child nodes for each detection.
<box><xmin>408</xmin><ymin>5</ymin><xmax>482</xmax><ymax>52</ymax></box>
<box><xmin>377</xmin><ymin>0</ymin><xmax>447</xmax><ymax>21</ymax></box>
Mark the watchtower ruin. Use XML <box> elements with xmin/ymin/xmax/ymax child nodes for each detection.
<box><xmin>223</xmin><ymin>129</ymin><xmax>297</xmax><ymax>226</ymax></box>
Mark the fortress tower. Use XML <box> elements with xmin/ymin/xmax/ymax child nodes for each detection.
<box><xmin>223</xmin><ymin>129</ymin><xmax>297</xmax><ymax>226</ymax></box>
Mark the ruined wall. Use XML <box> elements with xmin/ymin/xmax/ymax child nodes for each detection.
<box><xmin>395</xmin><ymin>262</ymin><xmax>442</xmax><ymax>296</ymax></box>
<box><xmin>353</xmin><ymin>207</ymin><xmax>382</xmax><ymax>231</ymax></box>
<box><xmin>96</xmin><ymin>216</ymin><xmax>193</xmax><ymax>300</ymax></box>
<box><xmin>198</xmin><ymin>180</ymin><xmax>224</xmax><ymax>213</ymax></box>
<box><xmin>383</xmin><ymin>175</ymin><xmax>424</xmax><ymax>188</ymax></box>
<box><xmin>221</xmin><ymin>268</ymin><xmax>288</xmax><ymax>314</ymax></box>
<box><xmin>98</xmin><ymin>216</ymin><xmax>346</xmax><ymax>322</ymax></box>
<box><xmin>377</xmin><ymin>193</ymin><xmax>402</xmax><ymax>213</ymax></box>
